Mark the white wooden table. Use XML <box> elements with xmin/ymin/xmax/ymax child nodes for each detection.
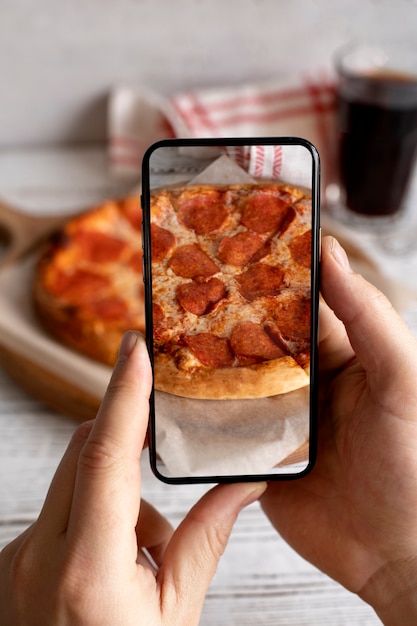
<box><xmin>3</xmin><ymin>147</ymin><xmax>417</xmax><ymax>625</ymax></box>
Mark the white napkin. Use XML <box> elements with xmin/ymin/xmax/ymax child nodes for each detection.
<box><xmin>108</xmin><ymin>74</ymin><xmax>337</xmax><ymax>188</ymax></box>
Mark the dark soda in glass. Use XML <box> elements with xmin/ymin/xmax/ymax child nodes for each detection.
<box><xmin>337</xmin><ymin>66</ymin><xmax>417</xmax><ymax>218</ymax></box>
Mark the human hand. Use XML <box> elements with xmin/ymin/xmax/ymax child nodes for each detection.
<box><xmin>0</xmin><ymin>331</ymin><xmax>266</xmax><ymax>626</ymax></box>
<box><xmin>261</xmin><ymin>235</ymin><xmax>417</xmax><ymax>625</ymax></box>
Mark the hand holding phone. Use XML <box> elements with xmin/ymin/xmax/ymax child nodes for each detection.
<box><xmin>141</xmin><ymin>138</ymin><xmax>320</xmax><ymax>483</ymax></box>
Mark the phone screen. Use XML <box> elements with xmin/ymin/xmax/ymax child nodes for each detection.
<box><xmin>141</xmin><ymin>138</ymin><xmax>320</xmax><ymax>483</ymax></box>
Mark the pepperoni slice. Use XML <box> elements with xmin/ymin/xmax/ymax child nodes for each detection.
<box><xmin>289</xmin><ymin>229</ymin><xmax>312</xmax><ymax>268</ymax></box>
<box><xmin>249</xmin><ymin>240</ymin><xmax>272</xmax><ymax>264</ymax></box>
<box><xmin>277</xmin><ymin>206</ymin><xmax>297</xmax><ymax>236</ymax></box>
<box><xmin>266</xmin><ymin>295</ymin><xmax>311</xmax><ymax>353</ymax></box>
<box><xmin>128</xmin><ymin>250</ymin><xmax>143</xmax><ymax>273</ymax></box>
<box><xmin>174</xmin><ymin>190</ymin><xmax>228</xmax><ymax>234</ymax></box>
<box><xmin>152</xmin><ymin>302</ymin><xmax>170</xmax><ymax>344</ymax></box>
<box><xmin>217</xmin><ymin>231</ymin><xmax>266</xmax><ymax>266</ymax></box>
<box><xmin>152</xmin><ymin>302</ymin><xmax>164</xmax><ymax>324</ymax></box>
<box><xmin>295</xmin><ymin>351</ymin><xmax>310</xmax><ymax>369</ymax></box>
<box><xmin>176</xmin><ymin>278</ymin><xmax>226</xmax><ymax>315</ymax></box>
<box><xmin>235</xmin><ymin>263</ymin><xmax>285</xmax><ymax>301</ymax></box>
<box><xmin>230</xmin><ymin>322</ymin><xmax>286</xmax><ymax>364</ymax></box>
<box><xmin>51</xmin><ymin>269</ymin><xmax>109</xmax><ymax>301</ymax></box>
<box><xmin>183</xmin><ymin>333</ymin><xmax>235</xmax><ymax>368</ymax></box>
<box><xmin>277</xmin><ymin>294</ymin><xmax>311</xmax><ymax>340</ymax></box>
<box><xmin>72</xmin><ymin>231</ymin><xmax>128</xmax><ymax>263</ymax></box>
<box><xmin>151</xmin><ymin>223</ymin><xmax>175</xmax><ymax>262</ymax></box>
<box><xmin>85</xmin><ymin>296</ymin><xmax>128</xmax><ymax>321</ymax></box>
<box><xmin>122</xmin><ymin>196</ymin><xmax>142</xmax><ymax>231</ymax></box>
<box><xmin>168</xmin><ymin>244</ymin><xmax>219</xmax><ymax>279</ymax></box>
<box><xmin>240</xmin><ymin>192</ymin><xmax>295</xmax><ymax>234</ymax></box>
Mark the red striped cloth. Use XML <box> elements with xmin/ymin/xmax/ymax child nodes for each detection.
<box><xmin>108</xmin><ymin>74</ymin><xmax>337</xmax><ymax>187</ymax></box>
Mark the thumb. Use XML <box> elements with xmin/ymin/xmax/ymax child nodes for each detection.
<box><xmin>158</xmin><ymin>481</ymin><xmax>266</xmax><ymax>623</ymax></box>
<box><xmin>321</xmin><ymin>235</ymin><xmax>416</xmax><ymax>382</ymax></box>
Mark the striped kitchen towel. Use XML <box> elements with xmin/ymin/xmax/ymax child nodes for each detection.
<box><xmin>108</xmin><ymin>74</ymin><xmax>337</xmax><ymax>187</ymax></box>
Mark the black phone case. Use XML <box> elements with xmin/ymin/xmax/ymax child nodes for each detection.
<box><xmin>141</xmin><ymin>137</ymin><xmax>320</xmax><ymax>484</ymax></box>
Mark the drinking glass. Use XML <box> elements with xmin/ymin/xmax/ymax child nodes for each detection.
<box><xmin>330</xmin><ymin>42</ymin><xmax>417</xmax><ymax>245</ymax></box>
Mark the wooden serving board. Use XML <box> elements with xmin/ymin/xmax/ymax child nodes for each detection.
<box><xmin>0</xmin><ymin>264</ymin><xmax>107</xmax><ymax>421</ymax></box>
<box><xmin>0</xmin><ymin>199</ymin><xmax>78</xmax><ymax>270</ymax></box>
<box><xmin>0</xmin><ymin>198</ymin><xmax>109</xmax><ymax>421</ymax></box>
<box><xmin>0</xmin><ymin>343</ymin><xmax>101</xmax><ymax>421</ymax></box>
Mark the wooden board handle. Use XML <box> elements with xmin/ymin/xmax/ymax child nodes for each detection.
<box><xmin>0</xmin><ymin>199</ymin><xmax>76</xmax><ymax>270</ymax></box>
<box><xmin>0</xmin><ymin>343</ymin><xmax>101</xmax><ymax>422</ymax></box>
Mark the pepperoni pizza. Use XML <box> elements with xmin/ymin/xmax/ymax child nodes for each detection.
<box><xmin>33</xmin><ymin>196</ymin><xmax>144</xmax><ymax>366</ymax></box>
<box><xmin>148</xmin><ymin>182</ymin><xmax>313</xmax><ymax>400</ymax></box>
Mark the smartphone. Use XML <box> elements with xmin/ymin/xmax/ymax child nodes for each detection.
<box><xmin>141</xmin><ymin>137</ymin><xmax>320</xmax><ymax>484</ymax></box>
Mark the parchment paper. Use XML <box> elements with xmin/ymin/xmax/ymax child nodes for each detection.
<box><xmin>151</xmin><ymin>153</ymin><xmax>311</xmax><ymax>479</ymax></box>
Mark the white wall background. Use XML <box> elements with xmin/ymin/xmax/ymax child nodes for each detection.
<box><xmin>1</xmin><ymin>0</ymin><xmax>417</xmax><ymax>145</ymax></box>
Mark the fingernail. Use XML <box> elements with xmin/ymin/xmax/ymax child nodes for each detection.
<box><xmin>118</xmin><ymin>331</ymin><xmax>138</xmax><ymax>360</ymax></box>
<box><xmin>331</xmin><ymin>237</ymin><xmax>353</xmax><ymax>273</ymax></box>
<box><xmin>240</xmin><ymin>481</ymin><xmax>268</xmax><ymax>507</ymax></box>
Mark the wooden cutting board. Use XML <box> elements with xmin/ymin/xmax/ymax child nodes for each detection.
<box><xmin>0</xmin><ymin>199</ymin><xmax>78</xmax><ymax>270</ymax></box>
<box><xmin>0</xmin><ymin>342</ymin><xmax>101</xmax><ymax>421</ymax></box>
<box><xmin>0</xmin><ymin>198</ymin><xmax>105</xmax><ymax>421</ymax></box>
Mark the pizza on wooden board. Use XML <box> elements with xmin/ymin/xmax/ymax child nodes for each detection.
<box><xmin>148</xmin><ymin>182</ymin><xmax>313</xmax><ymax>400</ymax></box>
<box><xmin>33</xmin><ymin>196</ymin><xmax>145</xmax><ymax>366</ymax></box>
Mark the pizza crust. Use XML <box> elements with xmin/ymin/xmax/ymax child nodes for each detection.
<box><xmin>33</xmin><ymin>274</ymin><xmax>127</xmax><ymax>366</ymax></box>
<box><xmin>154</xmin><ymin>353</ymin><xmax>309</xmax><ymax>400</ymax></box>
